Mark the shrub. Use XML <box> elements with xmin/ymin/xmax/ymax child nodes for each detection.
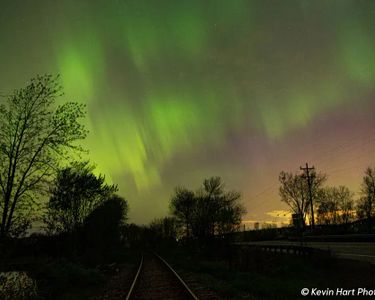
<box><xmin>0</xmin><ymin>271</ymin><xmax>37</xmax><ymax>300</ymax></box>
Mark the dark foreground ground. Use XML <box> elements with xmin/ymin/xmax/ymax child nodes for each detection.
<box><xmin>1</xmin><ymin>242</ymin><xmax>375</xmax><ymax>299</ymax></box>
<box><xmin>157</xmin><ymin>242</ymin><xmax>375</xmax><ymax>300</ymax></box>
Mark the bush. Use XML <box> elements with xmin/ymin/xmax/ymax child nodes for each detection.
<box><xmin>0</xmin><ymin>271</ymin><xmax>37</xmax><ymax>300</ymax></box>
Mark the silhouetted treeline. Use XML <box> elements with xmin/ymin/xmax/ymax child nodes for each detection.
<box><xmin>279</xmin><ymin>166</ymin><xmax>375</xmax><ymax>233</ymax></box>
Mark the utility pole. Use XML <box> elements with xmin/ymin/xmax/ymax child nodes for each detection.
<box><xmin>299</xmin><ymin>178</ymin><xmax>306</xmax><ymax>231</ymax></box>
<box><xmin>300</xmin><ymin>163</ymin><xmax>315</xmax><ymax>231</ymax></box>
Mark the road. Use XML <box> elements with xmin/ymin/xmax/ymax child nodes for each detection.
<box><xmin>238</xmin><ymin>241</ymin><xmax>375</xmax><ymax>264</ymax></box>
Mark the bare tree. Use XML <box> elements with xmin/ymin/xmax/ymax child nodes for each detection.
<box><xmin>357</xmin><ymin>167</ymin><xmax>375</xmax><ymax>229</ymax></box>
<box><xmin>216</xmin><ymin>190</ymin><xmax>245</xmax><ymax>235</ymax></box>
<box><xmin>170</xmin><ymin>177</ymin><xmax>246</xmax><ymax>239</ymax></box>
<box><xmin>279</xmin><ymin>172</ymin><xmax>308</xmax><ymax>228</ymax></box>
<box><xmin>336</xmin><ymin>186</ymin><xmax>355</xmax><ymax>225</ymax></box>
<box><xmin>0</xmin><ymin>75</ymin><xmax>87</xmax><ymax>238</ymax></box>
<box><xmin>279</xmin><ymin>170</ymin><xmax>326</xmax><ymax>228</ymax></box>
<box><xmin>316</xmin><ymin>186</ymin><xmax>354</xmax><ymax>225</ymax></box>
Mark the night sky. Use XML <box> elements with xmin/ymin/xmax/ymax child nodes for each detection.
<box><xmin>1</xmin><ymin>1</ymin><xmax>375</xmax><ymax>225</ymax></box>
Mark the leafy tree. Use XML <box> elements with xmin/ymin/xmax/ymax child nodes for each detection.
<box><xmin>357</xmin><ymin>167</ymin><xmax>375</xmax><ymax>229</ymax></box>
<box><xmin>169</xmin><ymin>187</ymin><xmax>196</xmax><ymax>237</ymax></box>
<box><xmin>279</xmin><ymin>170</ymin><xmax>326</xmax><ymax>229</ymax></box>
<box><xmin>0</xmin><ymin>75</ymin><xmax>87</xmax><ymax>238</ymax></box>
<box><xmin>82</xmin><ymin>194</ymin><xmax>128</xmax><ymax>261</ymax></box>
<box><xmin>44</xmin><ymin>161</ymin><xmax>117</xmax><ymax>234</ymax></box>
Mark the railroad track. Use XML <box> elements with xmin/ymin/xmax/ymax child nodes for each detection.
<box><xmin>125</xmin><ymin>252</ymin><xmax>200</xmax><ymax>300</ymax></box>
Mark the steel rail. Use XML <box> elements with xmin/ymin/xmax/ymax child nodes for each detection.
<box><xmin>125</xmin><ymin>254</ymin><xmax>143</xmax><ymax>300</ymax></box>
<box><xmin>153</xmin><ymin>252</ymin><xmax>200</xmax><ymax>300</ymax></box>
<box><xmin>125</xmin><ymin>252</ymin><xmax>199</xmax><ymax>300</ymax></box>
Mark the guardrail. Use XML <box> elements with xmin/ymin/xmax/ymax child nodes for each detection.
<box><xmin>233</xmin><ymin>243</ymin><xmax>331</xmax><ymax>258</ymax></box>
<box><xmin>257</xmin><ymin>244</ymin><xmax>331</xmax><ymax>257</ymax></box>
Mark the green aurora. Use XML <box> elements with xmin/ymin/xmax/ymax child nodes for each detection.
<box><xmin>1</xmin><ymin>0</ymin><xmax>375</xmax><ymax>224</ymax></box>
